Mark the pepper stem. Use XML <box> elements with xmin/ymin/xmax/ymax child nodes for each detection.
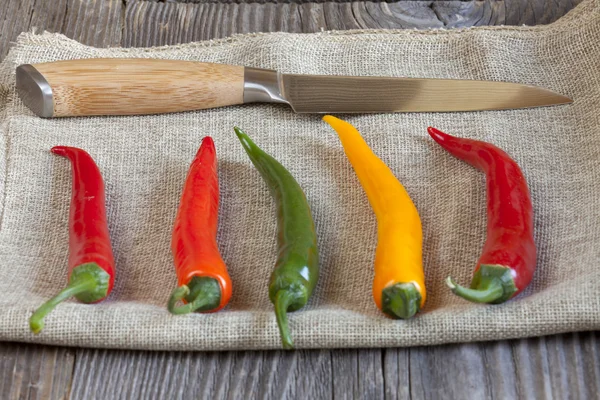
<box><xmin>446</xmin><ymin>276</ymin><xmax>504</xmax><ymax>303</ymax></box>
<box><xmin>381</xmin><ymin>283</ymin><xmax>422</xmax><ymax>319</ymax></box>
<box><xmin>168</xmin><ymin>277</ymin><xmax>221</xmax><ymax>315</ymax></box>
<box><xmin>274</xmin><ymin>290</ymin><xmax>296</xmax><ymax>350</ymax></box>
<box><xmin>168</xmin><ymin>286</ymin><xmax>191</xmax><ymax>314</ymax></box>
<box><xmin>29</xmin><ymin>275</ymin><xmax>97</xmax><ymax>334</ymax></box>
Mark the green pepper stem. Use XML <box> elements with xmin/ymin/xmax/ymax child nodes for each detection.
<box><xmin>381</xmin><ymin>283</ymin><xmax>422</xmax><ymax>319</ymax></box>
<box><xmin>168</xmin><ymin>286</ymin><xmax>218</xmax><ymax>315</ymax></box>
<box><xmin>446</xmin><ymin>276</ymin><xmax>504</xmax><ymax>303</ymax></box>
<box><xmin>30</xmin><ymin>276</ymin><xmax>97</xmax><ymax>334</ymax></box>
<box><xmin>168</xmin><ymin>285</ymin><xmax>192</xmax><ymax>314</ymax></box>
<box><xmin>274</xmin><ymin>290</ymin><xmax>295</xmax><ymax>350</ymax></box>
<box><xmin>168</xmin><ymin>277</ymin><xmax>221</xmax><ymax>315</ymax></box>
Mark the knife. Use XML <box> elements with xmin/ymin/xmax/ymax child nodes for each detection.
<box><xmin>16</xmin><ymin>58</ymin><xmax>572</xmax><ymax>118</ymax></box>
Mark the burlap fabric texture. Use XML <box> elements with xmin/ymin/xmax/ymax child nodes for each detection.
<box><xmin>0</xmin><ymin>0</ymin><xmax>599</xmax><ymax>350</ymax></box>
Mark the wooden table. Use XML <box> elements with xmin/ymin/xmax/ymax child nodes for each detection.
<box><xmin>1</xmin><ymin>1</ymin><xmax>598</xmax><ymax>399</ymax></box>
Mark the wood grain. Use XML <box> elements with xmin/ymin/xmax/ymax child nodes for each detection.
<box><xmin>503</xmin><ymin>0</ymin><xmax>584</xmax><ymax>27</ymax></box>
<box><xmin>0</xmin><ymin>342</ymin><xmax>75</xmax><ymax>400</ymax></box>
<box><xmin>0</xmin><ymin>0</ymin><xmax>37</xmax><ymax>60</ymax></box>
<box><xmin>70</xmin><ymin>348</ymin><xmax>392</xmax><ymax>400</ymax></box>
<box><xmin>382</xmin><ymin>347</ymin><xmax>410</xmax><ymax>400</ymax></box>
<box><xmin>31</xmin><ymin>58</ymin><xmax>244</xmax><ymax>116</ymax></box>
<box><xmin>432</xmin><ymin>1</ymin><xmax>505</xmax><ymax>28</ymax></box>
<box><xmin>122</xmin><ymin>1</ymin><xmax>445</xmax><ymax>47</ymax></box>
<box><xmin>70</xmin><ymin>349</ymin><xmax>334</xmax><ymax>399</ymax></box>
<box><xmin>394</xmin><ymin>332</ymin><xmax>600</xmax><ymax>400</ymax></box>
<box><xmin>0</xmin><ymin>0</ymin><xmax>122</xmax><ymax>61</ymax></box>
<box><xmin>122</xmin><ymin>0</ymin><xmax>584</xmax><ymax>48</ymax></box>
<box><xmin>0</xmin><ymin>0</ymin><xmax>583</xmax><ymax>59</ymax></box>
<box><xmin>66</xmin><ymin>332</ymin><xmax>600</xmax><ymax>400</ymax></box>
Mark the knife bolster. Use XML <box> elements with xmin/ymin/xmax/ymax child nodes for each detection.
<box><xmin>243</xmin><ymin>67</ymin><xmax>288</xmax><ymax>105</ymax></box>
<box><xmin>16</xmin><ymin>64</ymin><xmax>54</xmax><ymax>118</ymax></box>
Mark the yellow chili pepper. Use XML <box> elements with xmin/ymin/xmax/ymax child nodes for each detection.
<box><xmin>323</xmin><ymin>115</ymin><xmax>425</xmax><ymax>319</ymax></box>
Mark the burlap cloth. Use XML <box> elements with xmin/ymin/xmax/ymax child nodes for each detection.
<box><xmin>0</xmin><ymin>1</ymin><xmax>599</xmax><ymax>351</ymax></box>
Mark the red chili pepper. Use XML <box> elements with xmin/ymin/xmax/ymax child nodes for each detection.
<box><xmin>29</xmin><ymin>147</ymin><xmax>115</xmax><ymax>333</ymax></box>
<box><xmin>427</xmin><ymin>127</ymin><xmax>536</xmax><ymax>304</ymax></box>
<box><xmin>168</xmin><ymin>137</ymin><xmax>232</xmax><ymax>314</ymax></box>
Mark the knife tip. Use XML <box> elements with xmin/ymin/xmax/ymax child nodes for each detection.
<box><xmin>554</xmin><ymin>93</ymin><xmax>573</xmax><ymax>104</ymax></box>
<box><xmin>538</xmin><ymin>88</ymin><xmax>573</xmax><ymax>106</ymax></box>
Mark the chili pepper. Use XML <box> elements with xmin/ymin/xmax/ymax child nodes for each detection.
<box><xmin>234</xmin><ymin>127</ymin><xmax>319</xmax><ymax>350</ymax></box>
<box><xmin>29</xmin><ymin>147</ymin><xmax>115</xmax><ymax>334</ymax></box>
<box><xmin>168</xmin><ymin>137</ymin><xmax>232</xmax><ymax>314</ymax></box>
<box><xmin>427</xmin><ymin>127</ymin><xmax>536</xmax><ymax>304</ymax></box>
<box><xmin>323</xmin><ymin>116</ymin><xmax>425</xmax><ymax>319</ymax></box>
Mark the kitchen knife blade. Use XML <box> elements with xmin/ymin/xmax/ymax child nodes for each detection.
<box><xmin>15</xmin><ymin>59</ymin><xmax>572</xmax><ymax>118</ymax></box>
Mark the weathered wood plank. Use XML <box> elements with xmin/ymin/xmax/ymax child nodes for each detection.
<box><xmin>511</xmin><ymin>333</ymin><xmax>599</xmax><ymax>399</ymax></box>
<box><xmin>67</xmin><ymin>332</ymin><xmax>600</xmax><ymax>400</ymax></box>
<box><xmin>1</xmin><ymin>0</ymin><xmax>584</xmax><ymax>60</ymax></box>
<box><xmin>331</xmin><ymin>349</ymin><xmax>385</xmax><ymax>399</ymax></box>
<box><xmin>384</xmin><ymin>332</ymin><xmax>600</xmax><ymax>400</ymax></box>
<box><xmin>382</xmin><ymin>347</ymin><xmax>410</xmax><ymax>400</ymax></box>
<box><xmin>503</xmin><ymin>0</ymin><xmax>584</xmax><ymax>27</ymax></box>
<box><xmin>123</xmin><ymin>0</ymin><xmax>583</xmax><ymax>48</ymax></box>
<box><xmin>0</xmin><ymin>336</ymin><xmax>595</xmax><ymax>400</ymax></box>
<box><xmin>0</xmin><ymin>0</ymin><xmax>38</xmax><ymax>60</ymax></box>
<box><xmin>432</xmin><ymin>1</ymin><xmax>506</xmax><ymax>28</ymax></box>
<box><xmin>511</xmin><ymin>337</ymin><xmax>554</xmax><ymax>399</ymax></box>
<box><xmin>70</xmin><ymin>348</ymin><xmax>386</xmax><ymax>399</ymax></box>
<box><xmin>0</xmin><ymin>342</ymin><xmax>75</xmax><ymax>400</ymax></box>
<box><xmin>60</xmin><ymin>0</ymin><xmax>123</xmax><ymax>49</ymax></box>
<box><xmin>70</xmin><ymin>349</ymin><xmax>334</xmax><ymax>399</ymax></box>
<box><xmin>122</xmin><ymin>1</ymin><xmax>446</xmax><ymax>47</ymax></box>
<box><xmin>479</xmin><ymin>341</ymin><xmax>519</xmax><ymax>399</ymax></box>
<box><xmin>433</xmin><ymin>0</ymin><xmax>584</xmax><ymax>27</ymax></box>
<box><xmin>408</xmin><ymin>342</ymin><xmax>491</xmax><ymax>399</ymax></box>
<box><xmin>0</xmin><ymin>0</ymin><xmax>122</xmax><ymax>60</ymax></box>
<box><xmin>123</xmin><ymin>0</ymin><xmax>585</xmax><ymax>48</ymax></box>
<box><xmin>146</xmin><ymin>0</ymin><xmax>585</xmax><ymax>19</ymax></box>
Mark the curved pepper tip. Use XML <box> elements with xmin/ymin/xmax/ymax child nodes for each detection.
<box><xmin>234</xmin><ymin>126</ymin><xmax>254</xmax><ymax>151</ymax></box>
<box><xmin>322</xmin><ymin>115</ymin><xmax>350</xmax><ymax>132</ymax></box>
<box><xmin>381</xmin><ymin>283</ymin><xmax>422</xmax><ymax>319</ymax></box>
<box><xmin>274</xmin><ymin>290</ymin><xmax>296</xmax><ymax>350</ymax></box>
<box><xmin>50</xmin><ymin>145</ymin><xmax>68</xmax><ymax>156</ymax></box>
<box><xmin>233</xmin><ymin>126</ymin><xmax>245</xmax><ymax>137</ymax></box>
<box><xmin>427</xmin><ymin>126</ymin><xmax>448</xmax><ymax>141</ymax></box>
<box><xmin>50</xmin><ymin>146</ymin><xmax>63</xmax><ymax>154</ymax></box>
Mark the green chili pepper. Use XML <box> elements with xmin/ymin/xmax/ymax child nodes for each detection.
<box><xmin>234</xmin><ymin>127</ymin><xmax>320</xmax><ymax>350</ymax></box>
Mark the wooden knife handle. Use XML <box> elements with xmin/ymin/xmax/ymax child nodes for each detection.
<box><xmin>16</xmin><ymin>58</ymin><xmax>245</xmax><ymax>117</ymax></box>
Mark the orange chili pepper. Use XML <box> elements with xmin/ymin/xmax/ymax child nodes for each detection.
<box><xmin>324</xmin><ymin>116</ymin><xmax>425</xmax><ymax>319</ymax></box>
<box><xmin>167</xmin><ymin>137</ymin><xmax>232</xmax><ymax>314</ymax></box>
